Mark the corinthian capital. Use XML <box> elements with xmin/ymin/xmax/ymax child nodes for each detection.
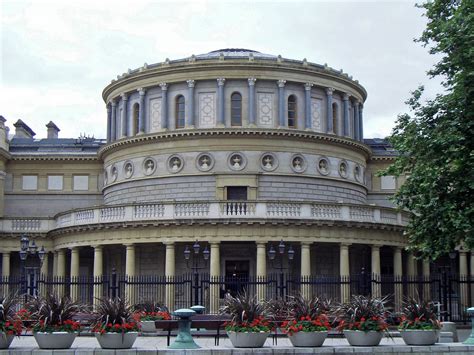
<box><xmin>187</xmin><ymin>80</ymin><xmax>195</xmax><ymax>88</ymax></box>
<box><xmin>217</xmin><ymin>78</ymin><xmax>226</xmax><ymax>86</ymax></box>
<box><xmin>159</xmin><ymin>82</ymin><xmax>168</xmax><ymax>90</ymax></box>
<box><xmin>326</xmin><ymin>87</ymin><xmax>335</xmax><ymax>96</ymax></box>
<box><xmin>121</xmin><ymin>93</ymin><xmax>128</xmax><ymax>101</ymax></box>
<box><xmin>138</xmin><ymin>88</ymin><xmax>146</xmax><ymax>96</ymax></box>
<box><xmin>304</xmin><ymin>82</ymin><xmax>313</xmax><ymax>91</ymax></box>
<box><xmin>248</xmin><ymin>77</ymin><xmax>257</xmax><ymax>86</ymax></box>
<box><xmin>277</xmin><ymin>79</ymin><xmax>286</xmax><ymax>88</ymax></box>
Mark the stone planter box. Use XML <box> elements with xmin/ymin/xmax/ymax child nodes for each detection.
<box><xmin>227</xmin><ymin>331</ymin><xmax>270</xmax><ymax>348</ymax></box>
<box><xmin>343</xmin><ymin>330</ymin><xmax>383</xmax><ymax>346</ymax></box>
<box><xmin>400</xmin><ymin>329</ymin><xmax>440</xmax><ymax>345</ymax></box>
<box><xmin>0</xmin><ymin>332</ymin><xmax>15</xmax><ymax>349</ymax></box>
<box><xmin>288</xmin><ymin>331</ymin><xmax>328</xmax><ymax>347</ymax></box>
<box><xmin>33</xmin><ymin>332</ymin><xmax>77</xmax><ymax>349</ymax></box>
<box><xmin>140</xmin><ymin>321</ymin><xmax>156</xmax><ymax>333</ymax></box>
<box><xmin>95</xmin><ymin>332</ymin><xmax>138</xmax><ymax>349</ymax></box>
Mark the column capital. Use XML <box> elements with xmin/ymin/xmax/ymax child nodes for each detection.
<box><xmin>217</xmin><ymin>77</ymin><xmax>226</xmax><ymax>86</ymax></box>
<box><xmin>92</xmin><ymin>245</ymin><xmax>103</xmax><ymax>251</ymax></box>
<box><xmin>340</xmin><ymin>242</ymin><xmax>352</xmax><ymax>248</ymax></box>
<box><xmin>163</xmin><ymin>241</ymin><xmax>174</xmax><ymax>246</ymax></box>
<box><xmin>209</xmin><ymin>241</ymin><xmax>221</xmax><ymax>246</ymax></box>
<box><xmin>393</xmin><ymin>246</ymin><xmax>403</xmax><ymax>252</ymax></box>
<box><xmin>159</xmin><ymin>82</ymin><xmax>168</xmax><ymax>90</ymax></box>
<box><xmin>277</xmin><ymin>79</ymin><xmax>286</xmax><ymax>88</ymax></box>
<box><xmin>120</xmin><ymin>93</ymin><xmax>128</xmax><ymax>101</ymax></box>
<box><xmin>186</xmin><ymin>80</ymin><xmax>195</xmax><ymax>88</ymax></box>
<box><xmin>354</xmin><ymin>99</ymin><xmax>361</xmax><ymax>106</ymax></box>
<box><xmin>248</xmin><ymin>77</ymin><xmax>257</xmax><ymax>86</ymax></box>
<box><xmin>110</xmin><ymin>99</ymin><xmax>117</xmax><ymax>107</ymax></box>
<box><xmin>326</xmin><ymin>87</ymin><xmax>335</xmax><ymax>96</ymax></box>
<box><xmin>69</xmin><ymin>246</ymin><xmax>80</xmax><ymax>251</ymax></box>
<box><xmin>301</xmin><ymin>241</ymin><xmax>312</xmax><ymax>247</ymax></box>
<box><xmin>106</xmin><ymin>104</ymin><xmax>111</xmax><ymax>112</ymax></box>
<box><xmin>304</xmin><ymin>83</ymin><xmax>313</xmax><ymax>91</ymax></box>
<box><xmin>138</xmin><ymin>88</ymin><xmax>146</xmax><ymax>96</ymax></box>
<box><xmin>124</xmin><ymin>243</ymin><xmax>135</xmax><ymax>248</ymax></box>
<box><xmin>255</xmin><ymin>241</ymin><xmax>266</xmax><ymax>247</ymax></box>
<box><xmin>371</xmin><ymin>245</ymin><xmax>381</xmax><ymax>251</ymax></box>
<box><xmin>343</xmin><ymin>93</ymin><xmax>350</xmax><ymax>101</ymax></box>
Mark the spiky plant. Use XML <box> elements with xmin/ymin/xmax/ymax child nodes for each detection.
<box><xmin>133</xmin><ymin>300</ymin><xmax>170</xmax><ymax>321</ymax></box>
<box><xmin>399</xmin><ymin>297</ymin><xmax>441</xmax><ymax>330</ymax></box>
<box><xmin>264</xmin><ymin>297</ymin><xmax>291</xmax><ymax>320</ymax></box>
<box><xmin>288</xmin><ymin>294</ymin><xmax>331</xmax><ymax>320</ymax></box>
<box><xmin>0</xmin><ymin>294</ymin><xmax>22</xmax><ymax>335</ymax></box>
<box><xmin>92</xmin><ymin>297</ymin><xmax>139</xmax><ymax>334</ymax></box>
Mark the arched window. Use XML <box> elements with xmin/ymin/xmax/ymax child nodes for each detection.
<box><xmin>288</xmin><ymin>95</ymin><xmax>297</xmax><ymax>128</ymax></box>
<box><xmin>132</xmin><ymin>103</ymin><xmax>139</xmax><ymax>135</ymax></box>
<box><xmin>231</xmin><ymin>92</ymin><xmax>242</xmax><ymax>126</ymax></box>
<box><xmin>332</xmin><ymin>102</ymin><xmax>339</xmax><ymax>134</ymax></box>
<box><xmin>175</xmin><ymin>95</ymin><xmax>185</xmax><ymax>129</ymax></box>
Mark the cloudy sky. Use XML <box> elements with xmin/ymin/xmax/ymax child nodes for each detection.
<box><xmin>1</xmin><ymin>0</ymin><xmax>441</xmax><ymax>140</ymax></box>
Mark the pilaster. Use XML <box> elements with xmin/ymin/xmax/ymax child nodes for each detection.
<box><xmin>343</xmin><ymin>93</ymin><xmax>350</xmax><ymax>137</ymax></box>
<box><xmin>248</xmin><ymin>78</ymin><xmax>257</xmax><ymax>127</ymax></box>
<box><xmin>111</xmin><ymin>100</ymin><xmax>117</xmax><ymax>141</ymax></box>
<box><xmin>277</xmin><ymin>80</ymin><xmax>286</xmax><ymax>128</ymax></box>
<box><xmin>371</xmin><ymin>245</ymin><xmax>381</xmax><ymax>298</ymax></box>
<box><xmin>106</xmin><ymin>103</ymin><xmax>112</xmax><ymax>142</ymax></box>
<box><xmin>159</xmin><ymin>83</ymin><xmax>168</xmax><ymax>130</ymax></box>
<box><xmin>121</xmin><ymin>93</ymin><xmax>128</xmax><ymax>138</ymax></box>
<box><xmin>186</xmin><ymin>80</ymin><xmax>195</xmax><ymax>128</ymax></box>
<box><xmin>304</xmin><ymin>83</ymin><xmax>313</xmax><ymax>130</ymax></box>
<box><xmin>138</xmin><ymin>88</ymin><xmax>146</xmax><ymax>134</ymax></box>
<box><xmin>353</xmin><ymin>100</ymin><xmax>360</xmax><ymax>141</ymax></box>
<box><xmin>164</xmin><ymin>242</ymin><xmax>175</xmax><ymax>309</ymax></box>
<box><xmin>217</xmin><ymin>78</ymin><xmax>226</xmax><ymax>127</ymax></box>
<box><xmin>340</xmin><ymin>243</ymin><xmax>351</xmax><ymax>302</ymax></box>
<box><xmin>93</xmin><ymin>245</ymin><xmax>103</xmax><ymax>308</ymax></box>
<box><xmin>326</xmin><ymin>88</ymin><xmax>334</xmax><ymax>133</ymax></box>
<box><xmin>209</xmin><ymin>242</ymin><xmax>220</xmax><ymax>314</ymax></box>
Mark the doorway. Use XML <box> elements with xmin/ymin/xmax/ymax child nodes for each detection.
<box><xmin>224</xmin><ymin>260</ymin><xmax>250</xmax><ymax>296</ymax></box>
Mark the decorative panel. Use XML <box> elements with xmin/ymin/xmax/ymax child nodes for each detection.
<box><xmin>311</xmin><ymin>97</ymin><xmax>323</xmax><ymax>132</ymax></box>
<box><xmin>257</xmin><ymin>93</ymin><xmax>274</xmax><ymax>127</ymax></box>
<box><xmin>149</xmin><ymin>98</ymin><xmax>162</xmax><ymax>133</ymax></box>
<box><xmin>199</xmin><ymin>92</ymin><xmax>216</xmax><ymax>128</ymax></box>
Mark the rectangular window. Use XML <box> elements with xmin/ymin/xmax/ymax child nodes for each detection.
<box><xmin>22</xmin><ymin>175</ymin><xmax>38</xmax><ymax>190</ymax></box>
<box><xmin>227</xmin><ymin>186</ymin><xmax>248</xmax><ymax>200</ymax></box>
<box><xmin>380</xmin><ymin>175</ymin><xmax>396</xmax><ymax>190</ymax></box>
<box><xmin>73</xmin><ymin>175</ymin><xmax>89</xmax><ymax>191</ymax></box>
<box><xmin>47</xmin><ymin>175</ymin><xmax>63</xmax><ymax>190</ymax></box>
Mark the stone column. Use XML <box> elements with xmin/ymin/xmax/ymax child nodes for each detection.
<box><xmin>459</xmin><ymin>251</ymin><xmax>469</xmax><ymax>312</ymax></box>
<box><xmin>121</xmin><ymin>93</ymin><xmax>128</xmax><ymax>138</ymax></box>
<box><xmin>340</xmin><ymin>243</ymin><xmax>351</xmax><ymax>302</ymax></box>
<box><xmin>256</xmin><ymin>242</ymin><xmax>266</xmax><ymax>300</ymax></box>
<box><xmin>57</xmin><ymin>249</ymin><xmax>66</xmax><ymax>296</ymax></box>
<box><xmin>159</xmin><ymin>83</ymin><xmax>168</xmax><ymax>130</ymax></box>
<box><xmin>277</xmin><ymin>80</ymin><xmax>286</xmax><ymax>128</ymax></box>
<box><xmin>111</xmin><ymin>100</ymin><xmax>117</xmax><ymax>141</ymax></box>
<box><xmin>52</xmin><ymin>251</ymin><xmax>58</xmax><ymax>277</ymax></box>
<box><xmin>407</xmin><ymin>252</ymin><xmax>417</xmax><ymax>298</ymax></box>
<box><xmin>138</xmin><ymin>88</ymin><xmax>146</xmax><ymax>134</ymax></box>
<box><xmin>70</xmin><ymin>247</ymin><xmax>80</xmax><ymax>301</ymax></box>
<box><xmin>248</xmin><ymin>78</ymin><xmax>257</xmax><ymax>127</ymax></box>
<box><xmin>2</xmin><ymin>251</ymin><xmax>10</xmax><ymax>294</ymax></box>
<box><xmin>164</xmin><ymin>242</ymin><xmax>175</xmax><ymax>310</ymax></box>
<box><xmin>301</xmin><ymin>242</ymin><xmax>311</xmax><ymax>299</ymax></box>
<box><xmin>106</xmin><ymin>104</ymin><xmax>112</xmax><ymax>142</ymax></box>
<box><xmin>343</xmin><ymin>94</ymin><xmax>350</xmax><ymax>137</ymax></box>
<box><xmin>353</xmin><ymin>101</ymin><xmax>360</xmax><ymax>141</ymax></box>
<box><xmin>359</xmin><ymin>104</ymin><xmax>364</xmax><ymax>142</ymax></box>
<box><xmin>326</xmin><ymin>88</ymin><xmax>334</xmax><ymax>133</ymax></box>
<box><xmin>93</xmin><ymin>246</ymin><xmax>103</xmax><ymax>308</ymax></box>
<box><xmin>217</xmin><ymin>78</ymin><xmax>226</xmax><ymax>127</ymax></box>
<box><xmin>393</xmin><ymin>247</ymin><xmax>403</xmax><ymax>311</ymax></box>
<box><xmin>40</xmin><ymin>252</ymin><xmax>48</xmax><ymax>277</ymax></box>
<box><xmin>422</xmin><ymin>259</ymin><xmax>431</xmax><ymax>301</ymax></box>
<box><xmin>125</xmin><ymin>244</ymin><xmax>136</xmax><ymax>305</ymax></box>
<box><xmin>371</xmin><ymin>245</ymin><xmax>381</xmax><ymax>298</ymax></box>
<box><xmin>209</xmin><ymin>242</ymin><xmax>220</xmax><ymax>314</ymax></box>
<box><xmin>186</xmin><ymin>80</ymin><xmax>195</xmax><ymax>128</ymax></box>
<box><xmin>304</xmin><ymin>83</ymin><xmax>313</xmax><ymax>130</ymax></box>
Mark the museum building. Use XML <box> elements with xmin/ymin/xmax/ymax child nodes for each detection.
<box><xmin>0</xmin><ymin>49</ymin><xmax>472</xmax><ymax>311</ymax></box>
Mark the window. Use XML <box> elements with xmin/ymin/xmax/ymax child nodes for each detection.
<box><xmin>381</xmin><ymin>175</ymin><xmax>396</xmax><ymax>190</ymax></box>
<box><xmin>227</xmin><ymin>186</ymin><xmax>248</xmax><ymax>200</ymax></box>
<box><xmin>288</xmin><ymin>95</ymin><xmax>297</xmax><ymax>128</ymax></box>
<box><xmin>231</xmin><ymin>92</ymin><xmax>242</xmax><ymax>126</ymax></box>
<box><xmin>73</xmin><ymin>175</ymin><xmax>89</xmax><ymax>191</ymax></box>
<box><xmin>332</xmin><ymin>102</ymin><xmax>339</xmax><ymax>134</ymax></box>
<box><xmin>22</xmin><ymin>175</ymin><xmax>38</xmax><ymax>190</ymax></box>
<box><xmin>175</xmin><ymin>95</ymin><xmax>185</xmax><ymax>129</ymax></box>
<box><xmin>132</xmin><ymin>103</ymin><xmax>139</xmax><ymax>135</ymax></box>
<box><xmin>47</xmin><ymin>175</ymin><xmax>63</xmax><ymax>190</ymax></box>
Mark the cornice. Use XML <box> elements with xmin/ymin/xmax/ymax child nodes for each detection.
<box><xmin>0</xmin><ymin>148</ymin><xmax>11</xmax><ymax>161</ymax></box>
<box><xmin>369</xmin><ymin>156</ymin><xmax>397</xmax><ymax>162</ymax></box>
<box><xmin>10</xmin><ymin>155</ymin><xmax>101</xmax><ymax>162</ymax></box>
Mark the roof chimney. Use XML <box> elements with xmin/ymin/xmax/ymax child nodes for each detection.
<box><xmin>46</xmin><ymin>121</ymin><xmax>60</xmax><ymax>139</ymax></box>
<box><xmin>13</xmin><ymin>119</ymin><xmax>36</xmax><ymax>139</ymax></box>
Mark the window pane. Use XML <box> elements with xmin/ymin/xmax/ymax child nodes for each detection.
<box><xmin>73</xmin><ymin>175</ymin><xmax>89</xmax><ymax>191</ymax></box>
<box><xmin>231</xmin><ymin>93</ymin><xmax>242</xmax><ymax>126</ymax></box>
<box><xmin>48</xmin><ymin>175</ymin><xmax>63</xmax><ymax>190</ymax></box>
<box><xmin>22</xmin><ymin>175</ymin><xmax>38</xmax><ymax>190</ymax></box>
<box><xmin>288</xmin><ymin>96</ymin><xmax>296</xmax><ymax>128</ymax></box>
<box><xmin>176</xmin><ymin>96</ymin><xmax>185</xmax><ymax>128</ymax></box>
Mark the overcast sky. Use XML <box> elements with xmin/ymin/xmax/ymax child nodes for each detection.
<box><xmin>0</xmin><ymin>0</ymin><xmax>441</xmax><ymax>140</ymax></box>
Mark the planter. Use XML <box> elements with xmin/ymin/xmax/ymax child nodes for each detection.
<box><xmin>95</xmin><ymin>332</ymin><xmax>138</xmax><ymax>349</ymax></box>
<box><xmin>288</xmin><ymin>331</ymin><xmax>328</xmax><ymax>347</ymax></box>
<box><xmin>343</xmin><ymin>330</ymin><xmax>383</xmax><ymax>346</ymax></box>
<box><xmin>0</xmin><ymin>332</ymin><xmax>15</xmax><ymax>349</ymax></box>
<box><xmin>33</xmin><ymin>332</ymin><xmax>76</xmax><ymax>349</ymax></box>
<box><xmin>227</xmin><ymin>331</ymin><xmax>270</xmax><ymax>348</ymax></box>
<box><xmin>400</xmin><ymin>329</ymin><xmax>440</xmax><ymax>345</ymax></box>
<box><xmin>140</xmin><ymin>321</ymin><xmax>156</xmax><ymax>333</ymax></box>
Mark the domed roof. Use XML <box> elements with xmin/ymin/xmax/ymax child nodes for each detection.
<box><xmin>195</xmin><ymin>48</ymin><xmax>276</xmax><ymax>59</ymax></box>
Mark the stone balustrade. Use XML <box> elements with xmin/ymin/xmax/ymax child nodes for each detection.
<box><xmin>0</xmin><ymin>218</ymin><xmax>55</xmax><ymax>233</ymax></box>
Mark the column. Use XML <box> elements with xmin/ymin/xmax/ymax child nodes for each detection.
<box><xmin>125</xmin><ymin>244</ymin><xmax>136</xmax><ymax>304</ymax></box>
<box><xmin>209</xmin><ymin>242</ymin><xmax>220</xmax><ymax>314</ymax></box>
<box><xmin>407</xmin><ymin>251</ymin><xmax>417</xmax><ymax>298</ymax></box>
<box><xmin>359</xmin><ymin>104</ymin><xmax>364</xmax><ymax>142</ymax></box>
<box><xmin>217</xmin><ymin>78</ymin><xmax>226</xmax><ymax>127</ymax></box>
<box><xmin>301</xmin><ymin>242</ymin><xmax>311</xmax><ymax>299</ymax></box>
<box><xmin>111</xmin><ymin>100</ymin><xmax>117</xmax><ymax>141</ymax></box>
<box><xmin>138</xmin><ymin>88</ymin><xmax>146</xmax><ymax>134</ymax></box>
<box><xmin>40</xmin><ymin>252</ymin><xmax>48</xmax><ymax>276</ymax></box>
<box><xmin>353</xmin><ymin>101</ymin><xmax>360</xmax><ymax>141</ymax></box>
<box><xmin>459</xmin><ymin>251</ymin><xmax>469</xmax><ymax>312</ymax></box>
<box><xmin>186</xmin><ymin>80</ymin><xmax>195</xmax><ymax>128</ymax></box>
<box><xmin>371</xmin><ymin>245</ymin><xmax>381</xmax><ymax>298</ymax></box>
<box><xmin>277</xmin><ymin>80</ymin><xmax>286</xmax><ymax>127</ymax></box>
<box><xmin>422</xmin><ymin>259</ymin><xmax>431</xmax><ymax>301</ymax></box>
<box><xmin>2</xmin><ymin>252</ymin><xmax>10</xmax><ymax>294</ymax></box>
<box><xmin>52</xmin><ymin>251</ymin><xmax>58</xmax><ymax>277</ymax></box>
<box><xmin>70</xmin><ymin>247</ymin><xmax>80</xmax><ymax>301</ymax></box>
<box><xmin>326</xmin><ymin>88</ymin><xmax>334</xmax><ymax>133</ymax></box>
<box><xmin>343</xmin><ymin>94</ymin><xmax>350</xmax><ymax>137</ymax></box>
<box><xmin>106</xmin><ymin>104</ymin><xmax>112</xmax><ymax>142</ymax></box>
<box><xmin>93</xmin><ymin>246</ymin><xmax>103</xmax><ymax>308</ymax></box>
<box><xmin>248</xmin><ymin>78</ymin><xmax>257</xmax><ymax>127</ymax></box>
<box><xmin>57</xmin><ymin>249</ymin><xmax>66</xmax><ymax>296</ymax></box>
<box><xmin>256</xmin><ymin>242</ymin><xmax>266</xmax><ymax>300</ymax></box>
<box><xmin>304</xmin><ymin>83</ymin><xmax>313</xmax><ymax>130</ymax></box>
<box><xmin>393</xmin><ymin>247</ymin><xmax>403</xmax><ymax>311</ymax></box>
<box><xmin>121</xmin><ymin>93</ymin><xmax>128</xmax><ymax>138</ymax></box>
<box><xmin>340</xmin><ymin>243</ymin><xmax>351</xmax><ymax>302</ymax></box>
<box><xmin>159</xmin><ymin>83</ymin><xmax>168</xmax><ymax>130</ymax></box>
<box><xmin>164</xmin><ymin>242</ymin><xmax>175</xmax><ymax>310</ymax></box>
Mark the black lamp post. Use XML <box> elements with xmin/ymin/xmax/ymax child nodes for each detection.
<box><xmin>19</xmin><ymin>234</ymin><xmax>46</xmax><ymax>297</ymax></box>
<box><xmin>268</xmin><ymin>239</ymin><xmax>294</xmax><ymax>297</ymax></box>
<box><xmin>184</xmin><ymin>240</ymin><xmax>209</xmax><ymax>306</ymax></box>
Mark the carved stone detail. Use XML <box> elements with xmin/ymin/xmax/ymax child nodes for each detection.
<box><xmin>290</xmin><ymin>154</ymin><xmax>306</xmax><ymax>173</ymax></box>
<box><xmin>317</xmin><ymin>156</ymin><xmax>330</xmax><ymax>176</ymax></box>
<box><xmin>196</xmin><ymin>153</ymin><xmax>214</xmax><ymax>172</ymax></box>
<box><xmin>167</xmin><ymin>155</ymin><xmax>184</xmax><ymax>173</ymax></box>
<box><xmin>257</xmin><ymin>93</ymin><xmax>274</xmax><ymax>127</ymax></box>
<box><xmin>149</xmin><ymin>98</ymin><xmax>162</xmax><ymax>133</ymax></box>
<box><xmin>261</xmin><ymin>152</ymin><xmax>278</xmax><ymax>172</ymax></box>
<box><xmin>339</xmin><ymin>160</ymin><xmax>349</xmax><ymax>178</ymax></box>
<box><xmin>311</xmin><ymin>98</ymin><xmax>322</xmax><ymax>132</ymax></box>
<box><xmin>124</xmin><ymin>161</ymin><xmax>134</xmax><ymax>179</ymax></box>
<box><xmin>199</xmin><ymin>92</ymin><xmax>216</xmax><ymax>128</ymax></box>
<box><xmin>143</xmin><ymin>157</ymin><xmax>156</xmax><ymax>176</ymax></box>
<box><xmin>228</xmin><ymin>152</ymin><xmax>246</xmax><ymax>171</ymax></box>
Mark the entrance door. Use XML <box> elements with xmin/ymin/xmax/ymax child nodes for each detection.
<box><xmin>224</xmin><ymin>260</ymin><xmax>250</xmax><ymax>296</ymax></box>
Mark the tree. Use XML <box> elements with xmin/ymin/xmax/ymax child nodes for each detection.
<box><xmin>382</xmin><ymin>0</ymin><xmax>474</xmax><ymax>260</ymax></box>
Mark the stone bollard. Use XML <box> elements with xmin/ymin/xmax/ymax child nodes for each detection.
<box><xmin>439</xmin><ymin>331</ymin><xmax>454</xmax><ymax>343</ymax></box>
<box><xmin>463</xmin><ymin>307</ymin><xmax>474</xmax><ymax>344</ymax></box>
<box><xmin>440</xmin><ymin>321</ymin><xmax>458</xmax><ymax>342</ymax></box>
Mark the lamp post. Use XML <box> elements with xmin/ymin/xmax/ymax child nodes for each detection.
<box><xmin>268</xmin><ymin>239</ymin><xmax>294</xmax><ymax>297</ymax></box>
<box><xmin>19</xmin><ymin>234</ymin><xmax>46</xmax><ymax>298</ymax></box>
<box><xmin>184</xmin><ymin>240</ymin><xmax>209</xmax><ymax>306</ymax></box>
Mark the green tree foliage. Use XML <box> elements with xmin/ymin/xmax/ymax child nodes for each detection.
<box><xmin>382</xmin><ymin>0</ymin><xmax>474</xmax><ymax>259</ymax></box>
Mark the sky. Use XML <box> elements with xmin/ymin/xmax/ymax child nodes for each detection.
<box><xmin>0</xmin><ymin>0</ymin><xmax>442</xmax><ymax>140</ymax></box>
